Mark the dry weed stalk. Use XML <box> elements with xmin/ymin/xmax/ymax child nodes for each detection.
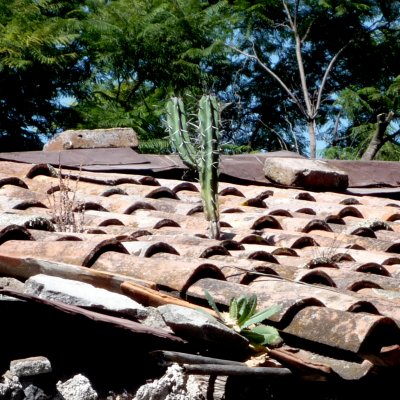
<box><xmin>47</xmin><ymin>164</ymin><xmax>85</xmax><ymax>233</ymax></box>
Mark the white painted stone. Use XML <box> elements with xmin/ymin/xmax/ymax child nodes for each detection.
<box><xmin>24</xmin><ymin>274</ymin><xmax>147</xmax><ymax>318</ymax></box>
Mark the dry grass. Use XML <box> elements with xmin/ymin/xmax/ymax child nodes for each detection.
<box><xmin>47</xmin><ymin>164</ymin><xmax>85</xmax><ymax>233</ymax></box>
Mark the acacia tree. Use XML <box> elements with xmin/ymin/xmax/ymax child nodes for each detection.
<box><xmin>227</xmin><ymin>0</ymin><xmax>400</xmax><ymax>158</ymax></box>
<box><xmin>70</xmin><ymin>0</ymin><xmax>227</xmax><ymax>142</ymax></box>
<box><xmin>323</xmin><ymin>77</ymin><xmax>400</xmax><ymax>160</ymax></box>
<box><xmin>0</xmin><ymin>0</ymin><xmax>89</xmax><ymax>151</ymax></box>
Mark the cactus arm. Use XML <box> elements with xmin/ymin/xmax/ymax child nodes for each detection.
<box><xmin>198</xmin><ymin>95</ymin><xmax>220</xmax><ymax>239</ymax></box>
<box><xmin>166</xmin><ymin>97</ymin><xmax>197</xmax><ymax>170</ymax></box>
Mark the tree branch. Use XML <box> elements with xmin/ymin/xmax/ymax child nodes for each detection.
<box><xmin>314</xmin><ymin>42</ymin><xmax>351</xmax><ymax>118</ymax></box>
<box><xmin>228</xmin><ymin>44</ymin><xmax>307</xmax><ymax>117</ymax></box>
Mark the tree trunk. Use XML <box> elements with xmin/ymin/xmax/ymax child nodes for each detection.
<box><xmin>308</xmin><ymin>119</ymin><xmax>317</xmax><ymax>159</ymax></box>
<box><xmin>361</xmin><ymin>112</ymin><xmax>394</xmax><ymax>160</ymax></box>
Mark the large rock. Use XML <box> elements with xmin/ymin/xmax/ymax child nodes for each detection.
<box><xmin>43</xmin><ymin>128</ymin><xmax>138</xmax><ymax>151</ymax></box>
<box><xmin>134</xmin><ymin>364</ymin><xmax>204</xmax><ymax>400</ymax></box>
<box><xmin>24</xmin><ymin>274</ymin><xmax>147</xmax><ymax>318</ymax></box>
<box><xmin>158</xmin><ymin>305</ymin><xmax>249</xmax><ymax>350</ymax></box>
<box><xmin>264</xmin><ymin>157</ymin><xmax>348</xmax><ymax>191</ymax></box>
<box><xmin>10</xmin><ymin>356</ymin><xmax>52</xmax><ymax>378</ymax></box>
<box><xmin>56</xmin><ymin>374</ymin><xmax>97</xmax><ymax>400</ymax></box>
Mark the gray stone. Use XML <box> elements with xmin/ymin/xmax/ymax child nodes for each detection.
<box><xmin>24</xmin><ymin>274</ymin><xmax>148</xmax><ymax>318</ymax></box>
<box><xmin>56</xmin><ymin>374</ymin><xmax>98</xmax><ymax>400</ymax></box>
<box><xmin>138</xmin><ymin>307</ymin><xmax>174</xmax><ymax>333</ymax></box>
<box><xmin>10</xmin><ymin>356</ymin><xmax>52</xmax><ymax>378</ymax></box>
<box><xmin>0</xmin><ymin>277</ymin><xmax>24</xmax><ymax>292</ymax></box>
<box><xmin>158</xmin><ymin>305</ymin><xmax>249</xmax><ymax>349</ymax></box>
<box><xmin>0</xmin><ymin>373</ymin><xmax>23</xmax><ymax>399</ymax></box>
<box><xmin>264</xmin><ymin>157</ymin><xmax>349</xmax><ymax>191</ymax></box>
<box><xmin>23</xmin><ymin>384</ymin><xmax>49</xmax><ymax>400</ymax></box>
<box><xmin>134</xmin><ymin>364</ymin><xmax>203</xmax><ymax>400</ymax></box>
<box><xmin>43</xmin><ymin>128</ymin><xmax>138</xmax><ymax>151</ymax></box>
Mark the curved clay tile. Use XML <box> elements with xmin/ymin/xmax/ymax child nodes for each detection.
<box><xmin>199</xmin><ymin>246</ymin><xmax>231</xmax><ymax>258</ymax></box>
<box><xmin>25</xmin><ymin>164</ymin><xmax>56</xmax><ymax>179</ymax></box>
<box><xmin>171</xmin><ymin>182</ymin><xmax>199</xmax><ymax>194</ymax></box>
<box><xmin>282</xmin><ymin>306</ymin><xmax>399</xmax><ymax>354</ymax></box>
<box><xmin>297</xmin><ymin>270</ymin><xmax>336</xmax><ymax>287</ymax></box>
<box><xmin>12</xmin><ymin>200</ymin><xmax>47</xmax><ymax>211</ymax></box>
<box><xmin>153</xmin><ymin>219</ymin><xmax>181</xmax><ymax>229</ymax></box>
<box><xmin>311</xmin><ymin>267</ymin><xmax>400</xmax><ymax>292</ymax></box>
<box><xmin>269</xmin><ymin>347</ymin><xmax>374</xmax><ymax>380</ymax></box>
<box><xmin>0</xmin><ymin>161</ymin><xmax>34</xmax><ymax>178</ymax></box>
<box><xmin>265</xmin><ymin>233</ymin><xmax>318</xmax><ymax>249</ymax></box>
<box><xmin>339</xmin><ymin>262</ymin><xmax>391</xmax><ymax>277</ymax></box>
<box><xmin>251</xmin><ymin>215</ymin><xmax>282</xmax><ymax>230</ymax></box>
<box><xmin>268</xmin><ymin>209</ymin><xmax>292</xmax><ymax>217</ymax></box>
<box><xmin>187</xmin><ymin>205</ymin><xmax>204</xmax><ymax>215</ymax></box>
<box><xmin>122</xmin><ymin>241</ymin><xmax>180</xmax><ymax>258</ymax></box>
<box><xmin>145</xmin><ymin>187</ymin><xmax>179</xmax><ymax>200</ymax></box>
<box><xmin>0</xmin><ymin>176</ymin><xmax>28</xmax><ymax>190</ymax></box>
<box><xmin>124</xmin><ymin>201</ymin><xmax>157</xmax><ymax>214</ymax></box>
<box><xmin>101</xmin><ymin>187</ymin><xmax>128</xmax><ymax>197</ymax></box>
<box><xmin>219</xmin><ymin>187</ymin><xmax>245</xmax><ymax>197</ymax></box>
<box><xmin>237</xmin><ymin>234</ymin><xmax>271</xmax><ymax>246</ymax></box>
<box><xmin>75</xmin><ymin>201</ymin><xmax>108</xmax><ymax>212</ymax></box>
<box><xmin>295</xmin><ymin>207</ymin><xmax>317</xmax><ymax>215</ymax></box>
<box><xmin>138</xmin><ymin>176</ymin><xmax>160</xmax><ymax>186</ymax></box>
<box><xmin>0</xmin><ymin>238</ymin><xmax>128</xmax><ymax>268</ymax></box>
<box><xmin>92</xmin><ymin>252</ymin><xmax>225</xmax><ymax>294</ymax></box>
<box><xmin>338</xmin><ymin>206</ymin><xmax>364</xmax><ymax>218</ymax></box>
<box><xmin>98</xmin><ymin>218</ymin><xmax>125</xmax><ymax>227</ymax></box>
<box><xmin>0</xmin><ymin>225</ymin><xmax>33</xmax><ymax>245</ymax></box>
<box><xmin>324</xmin><ymin>215</ymin><xmax>346</xmax><ymax>225</ymax></box>
<box><xmin>0</xmin><ymin>213</ymin><xmax>55</xmax><ymax>232</ymax></box>
<box><xmin>240</xmin><ymin>198</ymin><xmax>267</xmax><ymax>208</ymax></box>
<box><xmin>302</xmin><ymin>219</ymin><xmax>333</xmax><ymax>233</ymax></box>
<box><xmin>347</xmin><ymin>227</ymin><xmax>376</xmax><ymax>238</ymax></box>
<box><xmin>220</xmin><ymin>240</ymin><xmax>245</xmax><ymax>251</ymax></box>
<box><xmin>295</xmin><ymin>192</ymin><xmax>316</xmax><ymax>202</ymax></box>
<box><xmin>339</xmin><ymin>198</ymin><xmax>362</xmax><ymax>205</ymax></box>
<box><xmin>271</xmin><ymin>247</ymin><xmax>298</xmax><ymax>257</ymax></box>
<box><xmin>255</xmin><ymin>190</ymin><xmax>274</xmax><ymax>200</ymax></box>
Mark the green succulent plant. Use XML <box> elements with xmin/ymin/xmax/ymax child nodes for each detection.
<box><xmin>166</xmin><ymin>95</ymin><xmax>220</xmax><ymax>239</ymax></box>
<box><xmin>204</xmin><ymin>290</ymin><xmax>282</xmax><ymax>348</ymax></box>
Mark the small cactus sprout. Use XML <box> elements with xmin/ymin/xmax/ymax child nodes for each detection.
<box><xmin>167</xmin><ymin>95</ymin><xmax>221</xmax><ymax>239</ymax></box>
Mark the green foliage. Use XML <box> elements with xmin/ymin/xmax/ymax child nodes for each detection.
<box><xmin>0</xmin><ymin>0</ymin><xmax>89</xmax><ymax>150</ymax></box>
<box><xmin>167</xmin><ymin>95</ymin><xmax>221</xmax><ymax>239</ymax></box>
<box><xmin>324</xmin><ymin>75</ymin><xmax>400</xmax><ymax>160</ymax></box>
<box><xmin>138</xmin><ymin>139</ymin><xmax>172</xmax><ymax>155</ymax></box>
<box><xmin>70</xmin><ymin>0</ymin><xmax>228</xmax><ymax>142</ymax></box>
<box><xmin>205</xmin><ymin>290</ymin><xmax>282</xmax><ymax>348</ymax></box>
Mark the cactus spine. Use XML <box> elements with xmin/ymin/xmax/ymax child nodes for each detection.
<box><xmin>167</xmin><ymin>95</ymin><xmax>220</xmax><ymax>239</ymax></box>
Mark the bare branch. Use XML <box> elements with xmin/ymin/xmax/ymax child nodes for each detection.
<box><xmin>314</xmin><ymin>42</ymin><xmax>351</xmax><ymax>117</ymax></box>
<box><xmin>282</xmin><ymin>1</ymin><xmax>295</xmax><ymax>30</ymax></box>
<box><xmin>228</xmin><ymin>44</ymin><xmax>306</xmax><ymax>115</ymax></box>
<box><xmin>301</xmin><ymin>20</ymin><xmax>313</xmax><ymax>44</ymax></box>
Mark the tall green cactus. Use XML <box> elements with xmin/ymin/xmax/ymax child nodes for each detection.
<box><xmin>167</xmin><ymin>95</ymin><xmax>221</xmax><ymax>239</ymax></box>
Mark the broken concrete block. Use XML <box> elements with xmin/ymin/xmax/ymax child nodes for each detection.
<box><xmin>10</xmin><ymin>356</ymin><xmax>52</xmax><ymax>378</ymax></box>
<box><xmin>264</xmin><ymin>157</ymin><xmax>348</xmax><ymax>191</ymax></box>
<box><xmin>43</xmin><ymin>128</ymin><xmax>138</xmax><ymax>151</ymax></box>
<box><xmin>56</xmin><ymin>374</ymin><xmax>98</xmax><ymax>400</ymax></box>
<box><xmin>24</xmin><ymin>274</ymin><xmax>147</xmax><ymax>318</ymax></box>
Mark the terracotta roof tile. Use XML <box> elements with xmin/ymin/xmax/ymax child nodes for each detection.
<box><xmin>2</xmin><ymin>154</ymin><xmax>400</xmax><ymax>381</ymax></box>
